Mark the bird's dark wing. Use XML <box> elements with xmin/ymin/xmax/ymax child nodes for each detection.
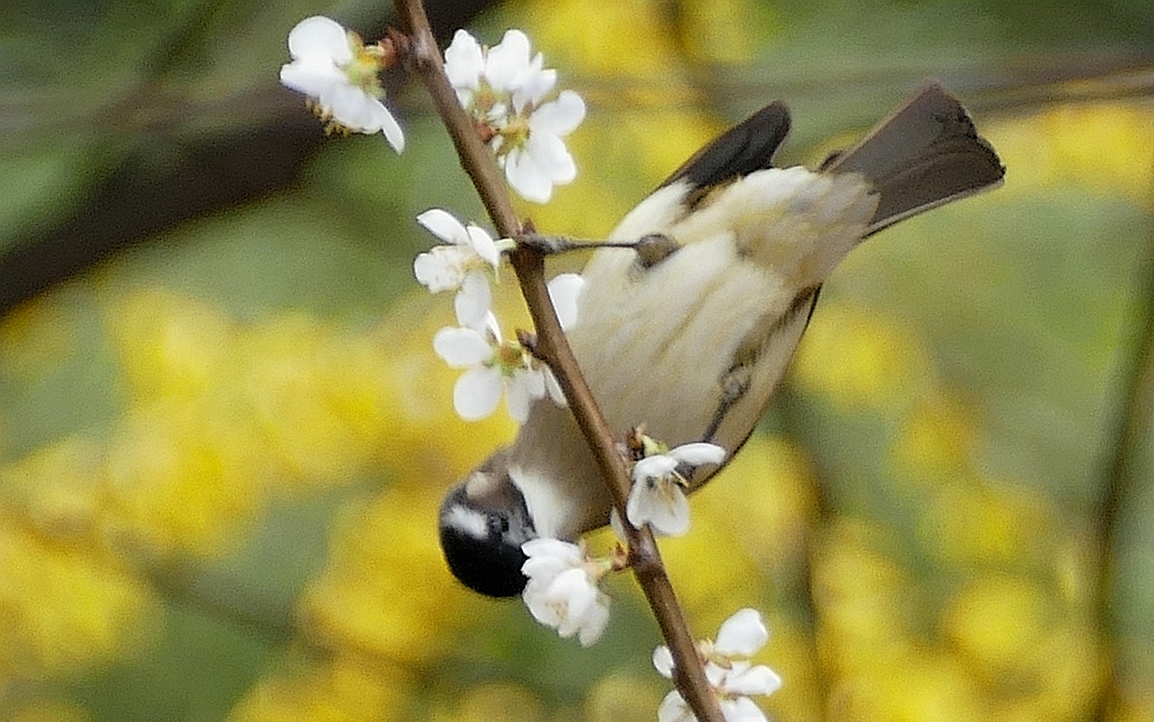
<box><xmin>659</xmin><ymin>101</ymin><xmax>791</xmax><ymax>200</ymax></box>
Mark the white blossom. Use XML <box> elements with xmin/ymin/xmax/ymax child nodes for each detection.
<box><xmin>431</xmin><ymin>274</ymin><xmax>580</xmax><ymax>422</ymax></box>
<box><xmin>653</xmin><ymin>609</ymin><xmax>782</xmax><ymax>722</ymax></box>
<box><xmin>279</xmin><ymin>16</ymin><xmax>404</xmax><ymax>151</ymax></box>
<box><xmin>413</xmin><ymin>209</ymin><xmax>509</xmax><ymax>329</ymax></box>
<box><xmin>626</xmin><ymin>442</ymin><xmax>726</xmax><ymax>536</ymax></box>
<box><xmin>499</xmin><ymin>90</ymin><xmax>584</xmax><ymax>203</ymax></box>
<box><xmin>521</xmin><ymin>538</ymin><xmax>611</xmax><ymax>647</ymax></box>
<box><xmin>442</xmin><ymin>29</ymin><xmax>585</xmax><ymax>203</ymax></box>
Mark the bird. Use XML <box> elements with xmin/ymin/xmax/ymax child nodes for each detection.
<box><xmin>439</xmin><ymin>82</ymin><xmax>1005</xmax><ymax>598</ymax></box>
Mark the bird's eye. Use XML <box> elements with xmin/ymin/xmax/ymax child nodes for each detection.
<box><xmin>489</xmin><ymin>515</ymin><xmax>510</xmax><ymax>536</ymax></box>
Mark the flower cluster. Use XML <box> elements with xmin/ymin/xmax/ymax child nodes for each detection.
<box><xmin>654</xmin><ymin>609</ymin><xmax>782</xmax><ymax>722</ymax></box>
<box><xmin>444</xmin><ymin>29</ymin><xmax>586</xmax><ymax>203</ymax></box>
<box><xmin>279</xmin><ymin>16</ymin><xmax>405</xmax><ymax>152</ymax></box>
<box><xmin>520</xmin><ymin>538</ymin><xmax>612</xmax><ymax>647</ymax></box>
<box><xmin>280</xmin><ymin>19</ymin><xmax>588</xmax><ymax>422</ymax></box>
<box><xmin>416</xmin><ymin>209</ymin><xmax>583</xmax><ymax>422</ymax></box>
<box><xmin>622</xmin><ymin>438</ymin><xmax>727</xmax><ymax>536</ymax></box>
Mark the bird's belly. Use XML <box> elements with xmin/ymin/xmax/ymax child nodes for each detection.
<box><xmin>568</xmin><ymin>235</ymin><xmax>800</xmax><ymax>455</ymax></box>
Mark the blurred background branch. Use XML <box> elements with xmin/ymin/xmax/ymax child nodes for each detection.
<box><xmin>1093</xmin><ymin>178</ymin><xmax>1154</xmax><ymax>721</ymax></box>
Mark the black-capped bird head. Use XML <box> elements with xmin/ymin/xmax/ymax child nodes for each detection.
<box><xmin>439</xmin><ymin>453</ymin><xmax>536</xmax><ymax>597</ymax></box>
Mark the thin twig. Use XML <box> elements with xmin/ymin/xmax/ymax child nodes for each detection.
<box><xmin>1091</xmin><ymin>179</ymin><xmax>1154</xmax><ymax>722</ymax></box>
<box><xmin>391</xmin><ymin>2</ymin><xmax>722</xmax><ymax>719</ymax></box>
<box><xmin>777</xmin><ymin>385</ymin><xmax>835</xmax><ymax>721</ymax></box>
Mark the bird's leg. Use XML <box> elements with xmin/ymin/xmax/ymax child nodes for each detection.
<box><xmin>516</xmin><ymin>232</ymin><xmax>680</xmax><ymax>264</ymax></box>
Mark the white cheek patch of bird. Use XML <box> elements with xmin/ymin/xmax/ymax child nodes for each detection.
<box><xmin>438</xmin><ymin>82</ymin><xmax>1005</xmax><ymax>599</ymax></box>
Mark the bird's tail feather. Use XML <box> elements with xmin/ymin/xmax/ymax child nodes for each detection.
<box><xmin>822</xmin><ymin>82</ymin><xmax>1005</xmax><ymax>236</ymax></box>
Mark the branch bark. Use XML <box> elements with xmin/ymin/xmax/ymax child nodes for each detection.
<box><xmin>392</xmin><ymin>2</ymin><xmax>722</xmax><ymax>719</ymax></box>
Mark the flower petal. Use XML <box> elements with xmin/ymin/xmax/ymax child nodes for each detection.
<box><xmin>485</xmin><ymin>29</ymin><xmax>532</xmax><ymax>92</ymax></box>
<box><xmin>626</xmin><ymin>474</ymin><xmax>691</xmax><ymax>536</ymax></box>
<box><xmin>547</xmin><ymin>273</ymin><xmax>585</xmax><ymax>330</ymax></box>
<box><xmin>723</xmin><ymin>663</ymin><xmax>783</xmax><ymax>697</ymax></box>
<box><xmin>279</xmin><ymin>58</ymin><xmax>345</xmax><ymax>96</ymax></box>
<box><xmin>503</xmin><ymin>148</ymin><xmax>554</xmax><ymax>203</ymax></box>
<box><xmin>453</xmin><ymin>367</ymin><xmax>503</xmax><ymax>420</ymax></box>
<box><xmin>417</xmin><ymin>208</ymin><xmax>468</xmax><ymax>245</ymax></box>
<box><xmin>719</xmin><ymin>696</ymin><xmax>768</xmax><ymax>722</ymax></box>
<box><xmin>632</xmin><ymin>454</ymin><xmax>679</xmax><ymax>483</ymax></box>
<box><xmin>506</xmin><ymin>368</ymin><xmax>545</xmax><ymax>422</ymax></box>
<box><xmin>522</xmin><ymin>580</ymin><xmax>563</xmax><ymax>627</ymax></box>
<box><xmin>552</xmin><ymin>568</ymin><xmax>596</xmax><ymax>638</ymax></box>
<box><xmin>657</xmin><ymin>691</ymin><xmax>693</xmax><ymax>722</ymax></box>
<box><xmin>413</xmin><ymin>247</ymin><xmax>464</xmax><ymax>293</ymax></box>
<box><xmin>531</xmin><ymin>90</ymin><xmax>586</xmax><ymax>136</ymax></box>
<box><xmin>542</xmin><ymin>367</ymin><xmax>566</xmax><ymax>406</ymax></box>
<box><xmin>287</xmin><ymin>16</ymin><xmax>352</xmax><ymax>63</ymax></box>
<box><xmin>650</xmin><ymin>486</ymin><xmax>691</xmax><ymax>536</ymax></box>
<box><xmin>322</xmin><ymin>82</ymin><xmax>379</xmax><ymax>130</ymax></box>
<box><xmin>705</xmin><ymin>660</ymin><xmax>730</xmax><ymax>687</ymax></box>
<box><xmin>465</xmin><ymin>224</ymin><xmax>501</xmax><ymax>267</ymax></box>
<box><xmin>444</xmin><ymin>29</ymin><xmax>484</xmax><ymax>91</ymax></box>
<box><xmin>374</xmin><ymin>101</ymin><xmax>405</xmax><ymax>152</ymax></box>
<box><xmin>526</xmin><ymin>131</ymin><xmax>577</xmax><ymax>184</ymax></box>
<box><xmin>432</xmin><ymin>327</ymin><xmax>490</xmax><ymax>366</ymax></box>
<box><xmin>577</xmin><ymin>595</ymin><xmax>610</xmax><ymax>647</ymax></box>
<box><xmin>715</xmin><ymin>608</ymin><xmax>768</xmax><ymax>657</ymax></box>
<box><xmin>669</xmin><ymin>442</ymin><xmax>727</xmax><ymax>467</ymax></box>
<box><xmin>512</xmin><ymin>62</ymin><xmax>557</xmax><ymax>111</ymax></box>
<box><xmin>480</xmin><ymin>311</ymin><xmax>502</xmax><ymax>341</ymax></box>
<box><xmin>652</xmin><ymin>645</ymin><xmax>675</xmax><ymax>678</ymax></box>
<box><xmin>454</xmin><ymin>272</ymin><xmax>492</xmax><ymax>330</ymax></box>
<box><xmin>522</xmin><ymin>538</ymin><xmax>583</xmax><ymax>566</ymax></box>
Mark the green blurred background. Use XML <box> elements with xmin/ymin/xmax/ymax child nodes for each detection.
<box><xmin>1</xmin><ymin>0</ymin><xmax>1152</xmax><ymax>719</ymax></box>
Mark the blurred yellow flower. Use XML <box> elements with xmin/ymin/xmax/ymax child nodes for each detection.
<box><xmin>811</xmin><ymin>519</ymin><xmax>918</xmax><ymax>674</ymax></box>
<box><xmin>521</xmin><ymin>0</ymin><xmax>683</xmax><ymax>80</ymax></box>
<box><xmin>942</xmin><ymin>573</ymin><xmax>1053</xmax><ymax>675</ymax></box>
<box><xmin>0</xmin><ymin>514</ymin><xmax>158</xmax><ymax>680</ymax></box>
<box><xmin>228</xmin><ymin>654</ymin><xmax>414</xmax><ymax>722</ymax></box>
<box><xmin>3</xmin><ymin>435</ymin><xmax>103</xmax><ymax>544</ymax></box>
<box><xmin>428</xmin><ymin>681</ymin><xmax>546</xmax><ymax>722</ymax></box>
<box><xmin>656</xmin><ymin>435</ymin><xmax>814</xmax><ymax>622</ymax></box>
<box><xmin>887</xmin><ymin>390</ymin><xmax>981</xmax><ymax>487</ymax></box>
<box><xmin>674</xmin><ymin>0</ymin><xmax>760</xmax><ymax>64</ymax></box>
<box><xmin>372</xmin><ymin>293</ymin><xmax>519</xmax><ymax>479</ymax></box>
<box><xmin>297</xmin><ymin>484</ymin><xmax>493</xmax><ymax>667</ymax></box>
<box><xmin>105</xmin><ymin>288</ymin><xmax>235</xmax><ymax>402</ymax></box>
<box><xmin>872</xmin><ymin>648</ymin><xmax>985</xmax><ymax>722</ymax></box>
<box><xmin>988</xmin><ymin>102</ymin><xmax>1154</xmax><ymax>204</ymax></box>
<box><xmin>794</xmin><ymin>301</ymin><xmax>933</xmax><ymax>412</ymax></box>
<box><xmin>101</xmin><ymin>399</ymin><xmax>267</xmax><ymax>558</ymax></box>
<box><xmin>919</xmin><ymin>481</ymin><xmax>1059</xmax><ymax>569</ymax></box>
<box><xmin>582</xmin><ymin>673</ymin><xmax>664</xmax><ymax>722</ymax></box>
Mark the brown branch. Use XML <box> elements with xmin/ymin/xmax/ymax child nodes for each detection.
<box><xmin>392</xmin><ymin>2</ymin><xmax>722</xmax><ymax>719</ymax></box>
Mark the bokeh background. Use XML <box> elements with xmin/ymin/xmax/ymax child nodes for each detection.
<box><xmin>1</xmin><ymin>0</ymin><xmax>1153</xmax><ymax>719</ymax></box>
